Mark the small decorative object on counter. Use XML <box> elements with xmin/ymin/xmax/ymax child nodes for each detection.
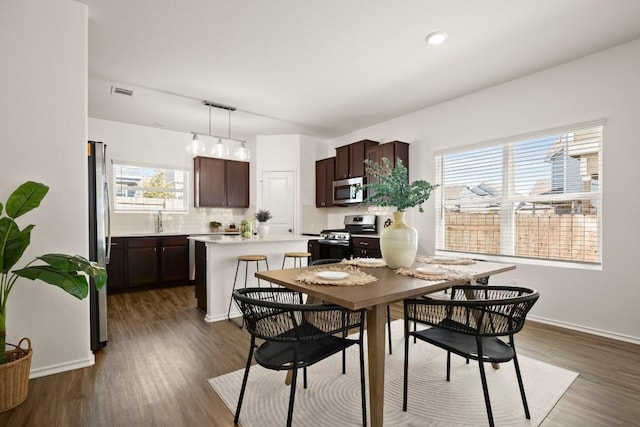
<box><xmin>254</xmin><ymin>209</ymin><xmax>272</xmax><ymax>238</ymax></box>
<box><xmin>240</xmin><ymin>219</ymin><xmax>253</xmax><ymax>238</ymax></box>
<box><xmin>209</xmin><ymin>221</ymin><xmax>222</xmax><ymax>232</ymax></box>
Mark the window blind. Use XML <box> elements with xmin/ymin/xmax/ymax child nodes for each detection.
<box><xmin>435</xmin><ymin>122</ymin><xmax>602</xmax><ymax>265</ymax></box>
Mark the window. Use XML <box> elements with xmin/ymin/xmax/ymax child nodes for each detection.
<box><xmin>112</xmin><ymin>162</ymin><xmax>188</xmax><ymax>212</ymax></box>
<box><xmin>435</xmin><ymin>121</ymin><xmax>603</xmax><ymax>265</ymax></box>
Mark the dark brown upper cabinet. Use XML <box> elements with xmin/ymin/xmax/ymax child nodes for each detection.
<box><xmin>365</xmin><ymin>141</ymin><xmax>410</xmax><ymax>185</ymax></box>
<box><xmin>334</xmin><ymin>139</ymin><xmax>379</xmax><ymax>179</ymax></box>
<box><xmin>315</xmin><ymin>157</ymin><xmax>335</xmax><ymax>207</ymax></box>
<box><xmin>194</xmin><ymin>156</ymin><xmax>249</xmax><ymax>208</ymax></box>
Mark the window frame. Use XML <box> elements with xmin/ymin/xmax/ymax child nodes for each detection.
<box><xmin>111</xmin><ymin>160</ymin><xmax>190</xmax><ymax>213</ymax></box>
<box><xmin>434</xmin><ymin>120</ymin><xmax>604</xmax><ymax>270</ymax></box>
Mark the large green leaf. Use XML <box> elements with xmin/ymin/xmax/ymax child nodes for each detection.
<box><xmin>37</xmin><ymin>253</ymin><xmax>107</xmax><ymax>290</ymax></box>
<box><xmin>0</xmin><ymin>218</ymin><xmax>33</xmax><ymax>273</ymax></box>
<box><xmin>5</xmin><ymin>181</ymin><xmax>49</xmax><ymax>219</ymax></box>
<box><xmin>12</xmin><ymin>265</ymin><xmax>89</xmax><ymax>299</ymax></box>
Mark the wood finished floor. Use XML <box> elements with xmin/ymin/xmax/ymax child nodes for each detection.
<box><xmin>1</xmin><ymin>285</ymin><xmax>638</xmax><ymax>426</ymax></box>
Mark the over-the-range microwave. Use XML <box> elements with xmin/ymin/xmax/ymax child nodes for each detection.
<box><xmin>333</xmin><ymin>177</ymin><xmax>364</xmax><ymax>205</ymax></box>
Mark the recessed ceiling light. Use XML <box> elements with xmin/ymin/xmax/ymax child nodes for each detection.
<box><xmin>425</xmin><ymin>31</ymin><xmax>448</xmax><ymax>45</ymax></box>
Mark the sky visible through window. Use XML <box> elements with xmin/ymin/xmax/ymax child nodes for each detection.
<box><xmin>443</xmin><ymin>136</ymin><xmax>558</xmax><ymax>197</ymax></box>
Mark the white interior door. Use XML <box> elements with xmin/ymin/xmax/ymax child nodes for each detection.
<box><xmin>261</xmin><ymin>171</ymin><xmax>295</xmax><ymax>234</ymax></box>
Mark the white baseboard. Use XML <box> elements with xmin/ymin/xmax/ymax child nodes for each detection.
<box><xmin>528</xmin><ymin>315</ymin><xmax>640</xmax><ymax>346</ymax></box>
<box><xmin>29</xmin><ymin>354</ymin><xmax>95</xmax><ymax>379</ymax></box>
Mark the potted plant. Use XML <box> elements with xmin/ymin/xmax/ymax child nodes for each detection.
<box><xmin>358</xmin><ymin>157</ymin><xmax>438</xmax><ymax>268</ymax></box>
<box><xmin>209</xmin><ymin>221</ymin><xmax>222</xmax><ymax>232</ymax></box>
<box><xmin>0</xmin><ymin>181</ymin><xmax>106</xmax><ymax>412</ymax></box>
<box><xmin>254</xmin><ymin>209</ymin><xmax>272</xmax><ymax>238</ymax></box>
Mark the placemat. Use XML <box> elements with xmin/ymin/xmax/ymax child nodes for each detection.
<box><xmin>395</xmin><ymin>266</ymin><xmax>473</xmax><ymax>282</ymax></box>
<box><xmin>416</xmin><ymin>255</ymin><xmax>476</xmax><ymax>265</ymax></box>
<box><xmin>296</xmin><ymin>266</ymin><xmax>377</xmax><ymax>286</ymax></box>
<box><xmin>341</xmin><ymin>258</ymin><xmax>387</xmax><ymax>268</ymax></box>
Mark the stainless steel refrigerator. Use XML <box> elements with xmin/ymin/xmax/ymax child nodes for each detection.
<box><xmin>88</xmin><ymin>140</ymin><xmax>110</xmax><ymax>351</ymax></box>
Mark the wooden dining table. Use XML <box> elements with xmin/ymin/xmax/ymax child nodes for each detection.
<box><xmin>255</xmin><ymin>260</ymin><xmax>515</xmax><ymax>427</ymax></box>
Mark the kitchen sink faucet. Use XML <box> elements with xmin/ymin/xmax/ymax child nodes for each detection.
<box><xmin>156</xmin><ymin>210</ymin><xmax>163</xmax><ymax>232</ymax></box>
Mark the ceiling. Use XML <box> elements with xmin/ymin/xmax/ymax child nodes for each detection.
<box><xmin>80</xmin><ymin>0</ymin><xmax>640</xmax><ymax>141</ymax></box>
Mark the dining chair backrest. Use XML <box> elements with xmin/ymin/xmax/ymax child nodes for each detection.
<box><xmin>405</xmin><ymin>285</ymin><xmax>539</xmax><ymax>338</ymax></box>
<box><xmin>233</xmin><ymin>287</ymin><xmax>364</xmax><ymax>342</ymax></box>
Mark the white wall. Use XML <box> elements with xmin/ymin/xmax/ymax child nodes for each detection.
<box><xmin>0</xmin><ymin>0</ymin><xmax>91</xmax><ymax>376</ymax></box>
<box><xmin>326</xmin><ymin>38</ymin><xmax>640</xmax><ymax>343</ymax></box>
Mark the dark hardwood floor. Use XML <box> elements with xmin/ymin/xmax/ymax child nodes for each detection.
<box><xmin>1</xmin><ymin>286</ymin><xmax>638</xmax><ymax>426</ymax></box>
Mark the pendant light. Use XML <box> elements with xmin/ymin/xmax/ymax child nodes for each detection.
<box><xmin>235</xmin><ymin>141</ymin><xmax>251</xmax><ymax>161</ymax></box>
<box><xmin>190</xmin><ymin>100</ymin><xmax>250</xmax><ymax>161</ymax></box>
<box><xmin>187</xmin><ymin>132</ymin><xmax>205</xmax><ymax>155</ymax></box>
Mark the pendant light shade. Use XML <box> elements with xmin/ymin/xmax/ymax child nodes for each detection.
<box><xmin>187</xmin><ymin>132</ymin><xmax>205</xmax><ymax>155</ymax></box>
<box><xmin>234</xmin><ymin>141</ymin><xmax>250</xmax><ymax>161</ymax></box>
<box><xmin>211</xmin><ymin>138</ymin><xmax>229</xmax><ymax>158</ymax></box>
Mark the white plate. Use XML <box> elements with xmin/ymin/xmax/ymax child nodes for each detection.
<box><xmin>359</xmin><ymin>258</ymin><xmax>383</xmax><ymax>265</ymax></box>
<box><xmin>416</xmin><ymin>266</ymin><xmax>444</xmax><ymax>275</ymax></box>
<box><xmin>432</xmin><ymin>256</ymin><xmax>458</xmax><ymax>262</ymax></box>
<box><xmin>316</xmin><ymin>271</ymin><xmax>349</xmax><ymax>280</ymax></box>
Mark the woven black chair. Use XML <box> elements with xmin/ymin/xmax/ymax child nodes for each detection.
<box><xmin>233</xmin><ymin>287</ymin><xmax>367</xmax><ymax>427</ymax></box>
<box><xmin>403</xmin><ymin>285</ymin><xmax>539</xmax><ymax>427</ymax></box>
<box><xmin>311</xmin><ymin>258</ymin><xmax>394</xmax><ymax>355</ymax></box>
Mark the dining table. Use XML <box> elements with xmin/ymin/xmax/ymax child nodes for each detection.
<box><xmin>255</xmin><ymin>259</ymin><xmax>515</xmax><ymax>427</ymax></box>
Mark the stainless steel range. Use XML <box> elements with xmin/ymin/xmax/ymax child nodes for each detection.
<box><xmin>318</xmin><ymin>215</ymin><xmax>377</xmax><ymax>260</ymax></box>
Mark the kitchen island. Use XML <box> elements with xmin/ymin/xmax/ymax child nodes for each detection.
<box><xmin>189</xmin><ymin>234</ymin><xmax>308</xmax><ymax>322</ymax></box>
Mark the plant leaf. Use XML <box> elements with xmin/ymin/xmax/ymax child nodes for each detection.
<box><xmin>36</xmin><ymin>253</ymin><xmax>107</xmax><ymax>290</ymax></box>
<box><xmin>12</xmin><ymin>265</ymin><xmax>89</xmax><ymax>299</ymax></box>
<box><xmin>0</xmin><ymin>218</ymin><xmax>33</xmax><ymax>273</ymax></box>
<box><xmin>5</xmin><ymin>181</ymin><xmax>49</xmax><ymax>219</ymax></box>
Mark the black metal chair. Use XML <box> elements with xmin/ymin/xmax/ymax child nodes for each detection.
<box><xmin>311</xmin><ymin>258</ymin><xmax>394</xmax><ymax>355</ymax></box>
<box><xmin>233</xmin><ymin>287</ymin><xmax>367</xmax><ymax>427</ymax></box>
<box><xmin>403</xmin><ymin>285</ymin><xmax>539</xmax><ymax>427</ymax></box>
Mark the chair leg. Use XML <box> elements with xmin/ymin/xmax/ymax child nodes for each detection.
<box><xmin>512</xmin><ymin>352</ymin><xmax>531</xmax><ymax>419</ymax></box>
<box><xmin>402</xmin><ymin>325</ymin><xmax>410</xmax><ymax>412</ymax></box>
<box><xmin>476</xmin><ymin>344</ymin><xmax>495</xmax><ymax>427</ymax></box>
<box><xmin>387</xmin><ymin>305</ymin><xmax>392</xmax><ymax>355</ymax></box>
<box><xmin>286</xmin><ymin>364</ymin><xmax>298</xmax><ymax>427</ymax></box>
<box><xmin>359</xmin><ymin>341</ymin><xmax>368</xmax><ymax>427</ymax></box>
<box><xmin>264</xmin><ymin>259</ymin><xmax>272</xmax><ymax>287</ymax></box>
<box><xmin>303</xmin><ymin>366</ymin><xmax>308</xmax><ymax>389</ymax></box>
<box><xmin>446</xmin><ymin>351</ymin><xmax>451</xmax><ymax>381</ymax></box>
<box><xmin>227</xmin><ymin>260</ymin><xmax>243</xmax><ymax>328</ymax></box>
<box><xmin>234</xmin><ymin>336</ymin><xmax>256</xmax><ymax>425</ymax></box>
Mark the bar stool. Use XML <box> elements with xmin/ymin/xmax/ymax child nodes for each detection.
<box><xmin>282</xmin><ymin>252</ymin><xmax>312</xmax><ymax>269</ymax></box>
<box><xmin>227</xmin><ymin>254</ymin><xmax>269</xmax><ymax>327</ymax></box>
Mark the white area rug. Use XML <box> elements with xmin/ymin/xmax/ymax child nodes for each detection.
<box><xmin>209</xmin><ymin>320</ymin><xmax>578</xmax><ymax>426</ymax></box>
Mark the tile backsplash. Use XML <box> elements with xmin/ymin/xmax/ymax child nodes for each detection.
<box><xmin>111</xmin><ymin>207</ymin><xmax>253</xmax><ymax>236</ymax></box>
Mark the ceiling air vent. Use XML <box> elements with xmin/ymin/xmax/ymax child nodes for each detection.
<box><xmin>111</xmin><ymin>86</ymin><xmax>134</xmax><ymax>96</ymax></box>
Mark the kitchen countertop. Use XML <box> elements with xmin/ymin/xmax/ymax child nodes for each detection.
<box><xmin>112</xmin><ymin>231</ymin><xmax>239</xmax><ymax>238</ymax></box>
<box><xmin>188</xmin><ymin>234</ymin><xmax>308</xmax><ymax>244</ymax></box>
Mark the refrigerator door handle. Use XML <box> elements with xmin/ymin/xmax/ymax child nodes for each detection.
<box><xmin>104</xmin><ymin>154</ymin><xmax>112</xmax><ymax>264</ymax></box>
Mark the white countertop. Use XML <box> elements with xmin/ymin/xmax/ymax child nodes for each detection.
<box><xmin>112</xmin><ymin>231</ymin><xmax>239</xmax><ymax>238</ymax></box>
<box><xmin>188</xmin><ymin>234</ymin><xmax>309</xmax><ymax>244</ymax></box>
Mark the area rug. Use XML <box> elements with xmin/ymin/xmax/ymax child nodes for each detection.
<box><xmin>209</xmin><ymin>320</ymin><xmax>578</xmax><ymax>426</ymax></box>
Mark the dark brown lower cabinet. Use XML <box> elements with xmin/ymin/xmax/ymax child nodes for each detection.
<box><xmin>308</xmin><ymin>240</ymin><xmax>321</xmax><ymax>262</ymax></box>
<box><xmin>352</xmin><ymin>236</ymin><xmax>381</xmax><ymax>258</ymax></box>
<box><xmin>106</xmin><ymin>235</ymin><xmax>189</xmax><ymax>292</ymax></box>
<box><xmin>105</xmin><ymin>237</ymin><xmax>126</xmax><ymax>290</ymax></box>
<box><xmin>194</xmin><ymin>241</ymin><xmax>207</xmax><ymax>313</ymax></box>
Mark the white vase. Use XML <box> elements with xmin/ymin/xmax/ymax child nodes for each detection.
<box><xmin>380</xmin><ymin>211</ymin><xmax>417</xmax><ymax>269</ymax></box>
<box><xmin>257</xmin><ymin>222</ymin><xmax>270</xmax><ymax>238</ymax></box>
